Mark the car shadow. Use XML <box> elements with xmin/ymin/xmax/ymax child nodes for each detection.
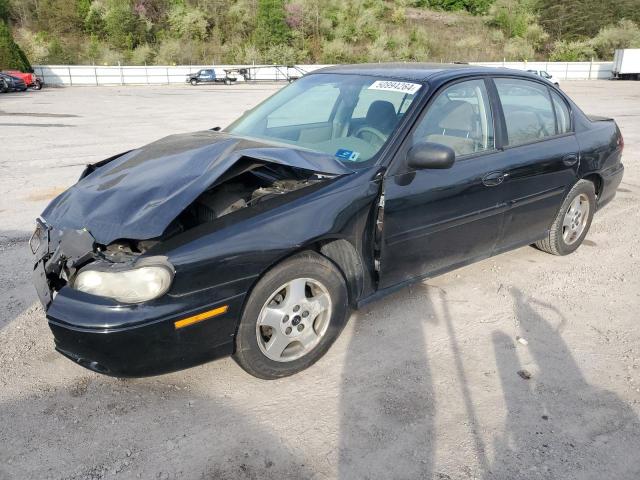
<box><xmin>0</xmin><ymin>374</ymin><xmax>320</xmax><ymax>479</ymax></box>
<box><xmin>487</xmin><ymin>288</ymin><xmax>640</xmax><ymax>479</ymax></box>
<box><xmin>337</xmin><ymin>284</ymin><xmax>439</xmax><ymax>479</ymax></box>
<box><xmin>337</xmin><ymin>282</ymin><xmax>640</xmax><ymax>479</ymax></box>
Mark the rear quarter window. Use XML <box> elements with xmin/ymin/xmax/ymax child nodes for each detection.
<box><xmin>551</xmin><ymin>90</ymin><xmax>571</xmax><ymax>134</ymax></box>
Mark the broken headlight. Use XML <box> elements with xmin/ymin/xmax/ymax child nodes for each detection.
<box><xmin>73</xmin><ymin>260</ymin><xmax>174</xmax><ymax>303</ymax></box>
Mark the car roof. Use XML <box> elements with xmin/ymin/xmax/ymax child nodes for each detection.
<box><xmin>313</xmin><ymin>63</ymin><xmax>531</xmax><ymax>82</ymax></box>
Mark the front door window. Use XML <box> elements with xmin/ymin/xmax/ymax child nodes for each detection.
<box><xmin>411</xmin><ymin>79</ymin><xmax>495</xmax><ymax>158</ymax></box>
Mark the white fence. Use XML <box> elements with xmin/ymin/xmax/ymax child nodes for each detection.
<box><xmin>32</xmin><ymin>61</ymin><xmax>613</xmax><ymax>86</ymax></box>
<box><xmin>32</xmin><ymin>64</ymin><xmax>330</xmax><ymax>86</ymax></box>
<box><xmin>473</xmin><ymin>61</ymin><xmax>613</xmax><ymax>80</ymax></box>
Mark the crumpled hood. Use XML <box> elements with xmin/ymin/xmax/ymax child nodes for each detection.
<box><xmin>42</xmin><ymin>131</ymin><xmax>352</xmax><ymax>245</ymax></box>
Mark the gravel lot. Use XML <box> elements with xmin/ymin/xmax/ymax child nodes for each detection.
<box><xmin>0</xmin><ymin>81</ymin><xmax>639</xmax><ymax>480</ymax></box>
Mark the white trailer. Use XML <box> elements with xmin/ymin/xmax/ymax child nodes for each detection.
<box><xmin>612</xmin><ymin>49</ymin><xmax>640</xmax><ymax>80</ymax></box>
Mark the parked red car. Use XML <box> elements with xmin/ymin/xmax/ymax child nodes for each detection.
<box><xmin>2</xmin><ymin>70</ymin><xmax>43</xmax><ymax>90</ymax></box>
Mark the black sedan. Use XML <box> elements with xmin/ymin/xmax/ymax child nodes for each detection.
<box><xmin>32</xmin><ymin>64</ymin><xmax>624</xmax><ymax>379</ymax></box>
<box><xmin>0</xmin><ymin>72</ymin><xmax>27</xmax><ymax>92</ymax></box>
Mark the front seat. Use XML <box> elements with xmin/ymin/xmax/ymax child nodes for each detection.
<box><xmin>364</xmin><ymin>100</ymin><xmax>398</xmax><ymax>135</ymax></box>
<box><xmin>425</xmin><ymin>101</ymin><xmax>476</xmax><ymax>156</ymax></box>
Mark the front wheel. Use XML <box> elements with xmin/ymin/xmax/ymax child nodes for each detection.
<box><xmin>190</xmin><ymin>78</ymin><xmax>198</xmax><ymax>86</ymax></box>
<box><xmin>31</xmin><ymin>80</ymin><xmax>42</xmax><ymax>90</ymax></box>
<box><xmin>233</xmin><ymin>251</ymin><xmax>349</xmax><ymax>379</ymax></box>
<box><xmin>535</xmin><ymin>179</ymin><xmax>596</xmax><ymax>255</ymax></box>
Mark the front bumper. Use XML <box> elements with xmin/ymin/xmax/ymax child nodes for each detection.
<box><xmin>31</xmin><ymin>218</ymin><xmax>253</xmax><ymax>377</ymax></box>
<box><xmin>45</xmin><ymin>286</ymin><xmax>246</xmax><ymax>377</ymax></box>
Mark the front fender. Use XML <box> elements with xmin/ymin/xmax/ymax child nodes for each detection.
<box><xmin>154</xmin><ymin>169</ymin><xmax>381</xmax><ymax>301</ymax></box>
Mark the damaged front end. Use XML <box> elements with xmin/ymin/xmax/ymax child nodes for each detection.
<box><xmin>31</xmin><ymin>220</ymin><xmax>96</xmax><ymax>308</ymax></box>
<box><xmin>33</xmin><ymin>131</ymin><xmax>346</xmax><ymax>310</ymax></box>
<box><xmin>149</xmin><ymin>161</ymin><xmax>329</xmax><ymax>250</ymax></box>
<box><xmin>30</xmin><ymin>130</ymin><xmax>370</xmax><ymax>377</ymax></box>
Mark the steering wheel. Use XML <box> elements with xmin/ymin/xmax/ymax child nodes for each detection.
<box><xmin>353</xmin><ymin>126</ymin><xmax>387</xmax><ymax>148</ymax></box>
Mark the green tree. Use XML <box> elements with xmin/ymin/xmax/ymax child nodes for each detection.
<box><xmin>77</xmin><ymin>0</ymin><xmax>91</xmax><ymax>21</ymax></box>
<box><xmin>103</xmin><ymin>0</ymin><xmax>146</xmax><ymax>50</ymax></box>
<box><xmin>45</xmin><ymin>38</ymin><xmax>78</xmax><ymax>63</ymax></box>
<box><xmin>36</xmin><ymin>0</ymin><xmax>84</xmax><ymax>35</ymax></box>
<box><xmin>537</xmin><ymin>0</ymin><xmax>640</xmax><ymax>40</ymax></box>
<box><xmin>254</xmin><ymin>0</ymin><xmax>290</xmax><ymax>50</ymax></box>
<box><xmin>489</xmin><ymin>0</ymin><xmax>535</xmax><ymax>38</ymax></box>
<box><xmin>85</xmin><ymin>4</ymin><xmax>106</xmax><ymax>36</ymax></box>
<box><xmin>0</xmin><ymin>0</ymin><xmax>10</xmax><ymax>22</ymax></box>
<box><xmin>591</xmin><ymin>20</ymin><xmax>640</xmax><ymax>60</ymax></box>
<box><xmin>0</xmin><ymin>19</ymin><xmax>31</xmax><ymax>70</ymax></box>
<box><xmin>429</xmin><ymin>0</ymin><xmax>495</xmax><ymax>15</ymax></box>
<box><xmin>168</xmin><ymin>4</ymin><xmax>209</xmax><ymax>40</ymax></box>
<box><xmin>549</xmin><ymin>39</ymin><xmax>594</xmax><ymax>61</ymax></box>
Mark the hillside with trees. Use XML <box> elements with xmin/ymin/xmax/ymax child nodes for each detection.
<box><xmin>0</xmin><ymin>0</ymin><xmax>639</xmax><ymax>68</ymax></box>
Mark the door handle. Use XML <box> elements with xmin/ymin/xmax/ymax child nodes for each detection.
<box><xmin>562</xmin><ymin>154</ymin><xmax>579</xmax><ymax>166</ymax></box>
<box><xmin>482</xmin><ymin>171</ymin><xmax>508</xmax><ymax>187</ymax></box>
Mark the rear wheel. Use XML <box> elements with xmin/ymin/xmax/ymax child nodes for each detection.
<box><xmin>0</xmin><ymin>79</ymin><xmax>7</xmax><ymax>93</ymax></box>
<box><xmin>233</xmin><ymin>251</ymin><xmax>349</xmax><ymax>379</ymax></box>
<box><xmin>31</xmin><ymin>80</ymin><xmax>42</xmax><ymax>90</ymax></box>
<box><xmin>535</xmin><ymin>179</ymin><xmax>596</xmax><ymax>255</ymax></box>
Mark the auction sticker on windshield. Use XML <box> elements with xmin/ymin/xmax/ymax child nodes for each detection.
<box><xmin>368</xmin><ymin>80</ymin><xmax>422</xmax><ymax>94</ymax></box>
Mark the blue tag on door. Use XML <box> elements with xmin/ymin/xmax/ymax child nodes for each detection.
<box><xmin>335</xmin><ymin>149</ymin><xmax>360</xmax><ymax>161</ymax></box>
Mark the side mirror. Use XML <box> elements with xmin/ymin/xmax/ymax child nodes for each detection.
<box><xmin>407</xmin><ymin>142</ymin><xmax>455</xmax><ymax>170</ymax></box>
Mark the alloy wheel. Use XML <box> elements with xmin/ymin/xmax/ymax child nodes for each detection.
<box><xmin>256</xmin><ymin>278</ymin><xmax>332</xmax><ymax>362</ymax></box>
<box><xmin>562</xmin><ymin>193</ymin><xmax>590</xmax><ymax>245</ymax></box>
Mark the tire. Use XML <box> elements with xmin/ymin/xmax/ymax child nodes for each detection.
<box><xmin>224</xmin><ymin>78</ymin><xmax>231</xmax><ymax>85</ymax></box>
<box><xmin>32</xmin><ymin>80</ymin><xmax>42</xmax><ymax>90</ymax></box>
<box><xmin>535</xmin><ymin>179</ymin><xmax>596</xmax><ymax>256</ymax></box>
<box><xmin>233</xmin><ymin>251</ymin><xmax>349</xmax><ymax>379</ymax></box>
<box><xmin>0</xmin><ymin>80</ymin><xmax>7</xmax><ymax>94</ymax></box>
<box><xmin>190</xmin><ymin>78</ymin><xmax>198</xmax><ymax>86</ymax></box>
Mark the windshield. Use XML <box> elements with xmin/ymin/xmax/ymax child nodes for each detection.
<box><xmin>226</xmin><ymin>73</ymin><xmax>423</xmax><ymax>168</ymax></box>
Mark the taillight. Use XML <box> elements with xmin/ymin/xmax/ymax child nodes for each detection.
<box><xmin>618</xmin><ymin>131</ymin><xmax>624</xmax><ymax>152</ymax></box>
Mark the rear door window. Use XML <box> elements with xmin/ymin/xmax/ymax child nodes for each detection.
<box><xmin>494</xmin><ymin>78</ymin><xmax>557</xmax><ymax>146</ymax></box>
